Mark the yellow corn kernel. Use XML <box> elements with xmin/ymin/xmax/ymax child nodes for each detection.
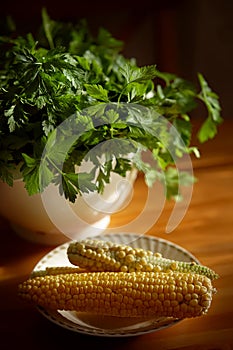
<box><xmin>18</xmin><ymin>271</ymin><xmax>215</xmax><ymax>319</ymax></box>
<box><xmin>31</xmin><ymin>266</ymin><xmax>86</xmax><ymax>278</ymax></box>
<box><xmin>67</xmin><ymin>239</ymin><xmax>219</xmax><ymax>280</ymax></box>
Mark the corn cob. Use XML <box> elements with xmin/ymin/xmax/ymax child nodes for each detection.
<box><xmin>67</xmin><ymin>239</ymin><xmax>219</xmax><ymax>280</ymax></box>
<box><xmin>18</xmin><ymin>271</ymin><xmax>215</xmax><ymax>319</ymax></box>
<box><xmin>31</xmin><ymin>266</ymin><xmax>86</xmax><ymax>278</ymax></box>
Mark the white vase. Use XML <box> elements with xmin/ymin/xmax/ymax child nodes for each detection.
<box><xmin>0</xmin><ymin>168</ymin><xmax>137</xmax><ymax>245</ymax></box>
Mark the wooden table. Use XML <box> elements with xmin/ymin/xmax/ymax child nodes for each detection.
<box><xmin>1</xmin><ymin>120</ymin><xmax>233</xmax><ymax>349</ymax></box>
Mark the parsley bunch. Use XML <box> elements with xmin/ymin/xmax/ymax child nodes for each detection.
<box><xmin>0</xmin><ymin>9</ymin><xmax>222</xmax><ymax>202</ymax></box>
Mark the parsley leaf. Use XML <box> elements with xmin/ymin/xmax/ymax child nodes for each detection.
<box><xmin>0</xmin><ymin>9</ymin><xmax>223</xmax><ymax>203</ymax></box>
<box><xmin>84</xmin><ymin>84</ymin><xmax>109</xmax><ymax>102</ymax></box>
<box><xmin>61</xmin><ymin>172</ymin><xmax>97</xmax><ymax>202</ymax></box>
<box><xmin>197</xmin><ymin>73</ymin><xmax>223</xmax><ymax>142</ymax></box>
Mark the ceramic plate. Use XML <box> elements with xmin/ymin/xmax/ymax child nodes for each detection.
<box><xmin>32</xmin><ymin>233</ymin><xmax>200</xmax><ymax>337</ymax></box>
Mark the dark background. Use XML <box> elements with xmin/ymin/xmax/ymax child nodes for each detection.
<box><xmin>1</xmin><ymin>0</ymin><xmax>232</xmax><ymax>119</ymax></box>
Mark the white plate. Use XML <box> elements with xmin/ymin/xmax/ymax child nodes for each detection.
<box><xmin>33</xmin><ymin>233</ymin><xmax>200</xmax><ymax>337</ymax></box>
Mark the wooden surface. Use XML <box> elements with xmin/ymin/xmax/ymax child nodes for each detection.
<box><xmin>0</xmin><ymin>120</ymin><xmax>233</xmax><ymax>349</ymax></box>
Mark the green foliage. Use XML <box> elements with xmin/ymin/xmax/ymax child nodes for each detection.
<box><xmin>197</xmin><ymin>73</ymin><xmax>222</xmax><ymax>142</ymax></box>
<box><xmin>0</xmin><ymin>9</ymin><xmax>222</xmax><ymax>202</ymax></box>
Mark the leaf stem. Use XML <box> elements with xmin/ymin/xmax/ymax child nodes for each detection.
<box><xmin>42</xmin><ymin>8</ymin><xmax>54</xmax><ymax>49</ymax></box>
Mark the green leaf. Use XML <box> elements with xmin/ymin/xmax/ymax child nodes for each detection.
<box><xmin>4</xmin><ymin>105</ymin><xmax>16</xmax><ymax>132</ymax></box>
<box><xmin>97</xmin><ymin>27</ymin><xmax>123</xmax><ymax>51</ymax></box>
<box><xmin>42</xmin><ymin>7</ymin><xmax>54</xmax><ymax>49</ymax></box>
<box><xmin>164</xmin><ymin>167</ymin><xmax>196</xmax><ymax>201</ymax></box>
<box><xmin>156</xmin><ymin>78</ymin><xmax>197</xmax><ymax>115</ymax></box>
<box><xmin>22</xmin><ymin>153</ymin><xmax>37</xmax><ymax>168</ymax></box>
<box><xmin>172</xmin><ymin>118</ymin><xmax>192</xmax><ymax>147</ymax></box>
<box><xmin>61</xmin><ymin>173</ymin><xmax>79</xmax><ymax>202</ymax></box>
<box><xmin>197</xmin><ymin>116</ymin><xmax>218</xmax><ymax>143</ymax></box>
<box><xmin>133</xmin><ymin>151</ymin><xmax>158</xmax><ymax>187</ymax></box>
<box><xmin>95</xmin><ymin>161</ymin><xmax>113</xmax><ymax>193</ymax></box>
<box><xmin>120</xmin><ymin>63</ymin><xmax>157</xmax><ymax>85</ymax></box>
<box><xmin>0</xmin><ymin>11</ymin><xmax>222</xmax><ymax>203</ymax></box>
<box><xmin>198</xmin><ymin>73</ymin><xmax>222</xmax><ymax>123</ymax></box>
<box><xmin>197</xmin><ymin>73</ymin><xmax>223</xmax><ymax>143</ymax></box>
<box><xmin>39</xmin><ymin>160</ymin><xmax>54</xmax><ymax>190</ymax></box>
<box><xmin>76</xmin><ymin>172</ymin><xmax>97</xmax><ymax>193</ymax></box>
<box><xmin>0</xmin><ymin>162</ymin><xmax>14</xmax><ymax>186</ymax></box>
<box><xmin>21</xmin><ymin>154</ymin><xmax>40</xmax><ymax>195</ymax></box>
<box><xmin>113</xmin><ymin>158</ymin><xmax>132</xmax><ymax>177</ymax></box>
<box><xmin>76</xmin><ymin>56</ymin><xmax>90</xmax><ymax>70</ymax></box>
<box><xmin>63</xmin><ymin>172</ymin><xmax>97</xmax><ymax>196</ymax></box>
<box><xmin>155</xmin><ymin>70</ymin><xmax>177</xmax><ymax>85</ymax></box>
<box><xmin>84</xmin><ymin>84</ymin><xmax>109</xmax><ymax>102</ymax></box>
<box><xmin>152</xmin><ymin>148</ymin><xmax>173</xmax><ymax>170</ymax></box>
<box><xmin>44</xmin><ymin>130</ymin><xmax>77</xmax><ymax>167</ymax></box>
<box><xmin>21</xmin><ymin>139</ymin><xmax>55</xmax><ymax>194</ymax></box>
<box><xmin>124</xmin><ymin>82</ymin><xmax>150</xmax><ymax>102</ymax></box>
<box><xmin>105</xmin><ymin>109</ymin><xmax>119</xmax><ymax>123</ymax></box>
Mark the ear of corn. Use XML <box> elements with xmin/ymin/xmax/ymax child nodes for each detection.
<box><xmin>18</xmin><ymin>271</ymin><xmax>214</xmax><ymax>319</ymax></box>
<box><xmin>31</xmin><ymin>266</ymin><xmax>86</xmax><ymax>278</ymax></box>
<box><xmin>67</xmin><ymin>239</ymin><xmax>219</xmax><ymax>280</ymax></box>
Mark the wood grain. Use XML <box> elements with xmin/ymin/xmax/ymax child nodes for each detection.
<box><xmin>0</xmin><ymin>120</ymin><xmax>233</xmax><ymax>349</ymax></box>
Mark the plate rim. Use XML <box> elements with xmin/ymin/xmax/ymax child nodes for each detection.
<box><xmin>33</xmin><ymin>233</ymin><xmax>200</xmax><ymax>337</ymax></box>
